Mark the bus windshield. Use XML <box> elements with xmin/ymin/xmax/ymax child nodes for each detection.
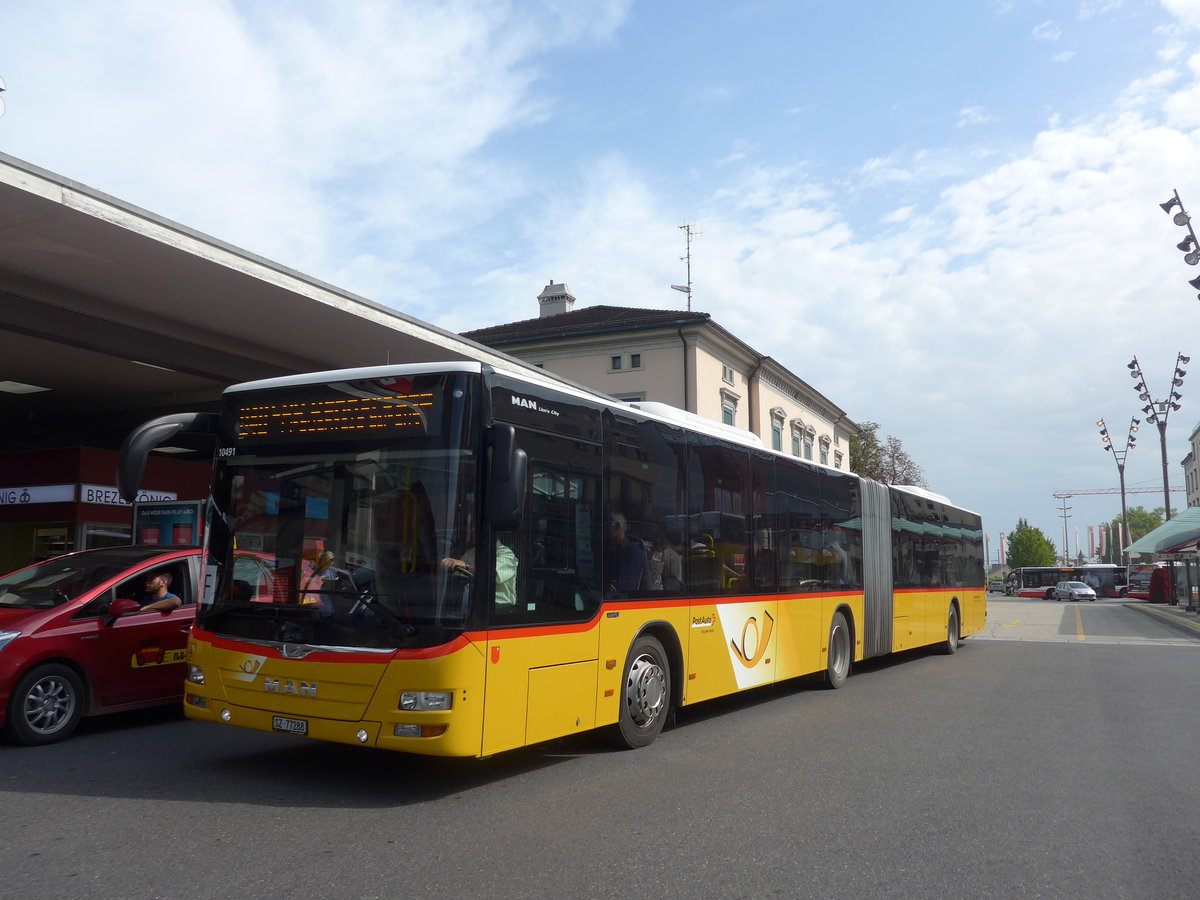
<box><xmin>201</xmin><ymin>371</ymin><xmax>480</xmax><ymax>649</ymax></box>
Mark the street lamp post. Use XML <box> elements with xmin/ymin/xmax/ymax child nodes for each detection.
<box><xmin>1127</xmin><ymin>354</ymin><xmax>1188</xmax><ymax>521</ymax></box>
<box><xmin>1159</xmin><ymin>190</ymin><xmax>1200</xmax><ymax>299</ymax></box>
<box><xmin>1097</xmin><ymin>416</ymin><xmax>1138</xmax><ymax>565</ymax></box>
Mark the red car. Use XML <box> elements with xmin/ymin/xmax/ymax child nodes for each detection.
<box><xmin>0</xmin><ymin>546</ymin><xmax>201</xmax><ymax>745</ymax></box>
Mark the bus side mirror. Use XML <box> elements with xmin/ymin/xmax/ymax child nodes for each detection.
<box><xmin>487</xmin><ymin>424</ymin><xmax>527</xmax><ymax>531</ymax></box>
<box><xmin>117</xmin><ymin>412</ymin><xmax>220</xmax><ymax>502</ymax></box>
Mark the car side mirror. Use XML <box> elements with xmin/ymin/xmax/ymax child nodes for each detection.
<box><xmin>103</xmin><ymin>597</ymin><xmax>143</xmax><ymax>626</ymax></box>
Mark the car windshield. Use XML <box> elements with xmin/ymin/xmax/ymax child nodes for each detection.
<box><xmin>0</xmin><ymin>553</ymin><xmax>150</xmax><ymax>610</ymax></box>
<box><xmin>1065</xmin><ymin>582</ymin><xmax>1089</xmax><ymax>589</ymax></box>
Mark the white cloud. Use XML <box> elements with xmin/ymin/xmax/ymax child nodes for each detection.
<box><xmin>1033</xmin><ymin>20</ymin><xmax>1063</xmax><ymax>41</ymax></box>
<box><xmin>881</xmin><ymin>206</ymin><xmax>915</xmax><ymax>224</ymax></box>
<box><xmin>1160</xmin><ymin>0</ymin><xmax>1200</xmax><ymax>30</ymax></box>
<box><xmin>957</xmin><ymin>105</ymin><xmax>997</xmax><ymax>128</ymax></box>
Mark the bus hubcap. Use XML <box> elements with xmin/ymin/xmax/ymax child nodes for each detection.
<box><xmin>625</xmin><ymin>653</ymin><xmax>665</xmax><ymax>728</ymax></box>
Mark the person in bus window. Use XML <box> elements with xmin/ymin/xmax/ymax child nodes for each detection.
<box><xmin>662</xmin><ymin>528</ymin><xmax>684</xmax><ymax>591</ymax></box>
<box><xmin>441</xmin><ymin>540</ymin><xmax>518</xmax><ymax>607</ymax></box>
<box><xmin>606</xmin><ymin>511</ymin><xmax>645</xmax><ymax>593</ymax></box>
<box><xmin>139</xmin><ymin>569</ymin><xmax>182</xmax><ymax>612</ymax></box>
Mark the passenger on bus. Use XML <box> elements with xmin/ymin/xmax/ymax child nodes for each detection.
<box><xmin>607</xmin><ymin>511</ymin><xmax>645</xmax><ymax>593</ymax></box>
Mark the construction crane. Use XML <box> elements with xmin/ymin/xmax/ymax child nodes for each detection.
<box><xmin>1053</xmin><ymin>486</ymin><xmax>1183</xmax><ymax>499</ymax></box>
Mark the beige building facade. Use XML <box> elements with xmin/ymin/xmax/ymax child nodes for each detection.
<box><xmin>463</xmin><ymin>281</ymin><xmax>857</xmax><ymax>470</ymax></box>
<box><xmin>1184</xmin><ymin>421</ymin><xmax>1200</xmax><ymax>509</ymax></box>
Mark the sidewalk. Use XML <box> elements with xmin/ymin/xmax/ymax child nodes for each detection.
<box><xmin>1122</xmin><ymin>598</ymin><xmax>1200</xmax><ymax>637</ymax></box>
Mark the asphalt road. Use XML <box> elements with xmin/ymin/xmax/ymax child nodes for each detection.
<box><xmin>3</xmin><ymin>597</ymin><xmax>1199</xmax><ymax>899</ymax></box>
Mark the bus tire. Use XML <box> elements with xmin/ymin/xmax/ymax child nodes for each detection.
<box><xmin>610</xmin><ymin>635</ymin><xmax>671</xmax><ymax>749</ymax></box>
<box><xmin>942</xmin><ymin>604</ymin><xmax>960</xmax><ymax>655</ymax></box>
<box><xmin>823</xmin><ymin>611</ymin><xmax>851</xmax><ymax>689</ymax></box>
<box><xmin>7</xmin><ymin>664</ymin><xmax>84</xmax><ymax>745</ymax></box>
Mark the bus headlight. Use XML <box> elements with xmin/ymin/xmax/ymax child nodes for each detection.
<box><xmin>187</xmin><ymin>664</ymin><xmax>205</xmax><ymax>685</ymax></box>
<box><xmin>399</xmin><ymin>691</ymin><xmax>453</xmax><ymax>711</ymax></box>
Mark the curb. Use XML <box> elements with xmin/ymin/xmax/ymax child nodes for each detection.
<box><xmin>1122</xmin><ymin>602</ymin><xmax>1200</xmax><ymax>638</ymax></box>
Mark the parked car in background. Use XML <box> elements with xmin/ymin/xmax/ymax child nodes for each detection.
<box><xmin>1053</xmin><ymin>580</ymin><xmax>1097</xmax><ymax>602</ymax></box>
<box><xmin>0</xmin><ymin>546</ymin><xmax>201</xmax><ymax>745</ymax></box>
<box><xmin>988</xmin><ymin>580</ymin><xmax>1007</xmax><ymax>593</ymax></box>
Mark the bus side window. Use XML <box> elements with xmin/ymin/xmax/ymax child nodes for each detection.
<box><xmin>509</xmin><ymin>431</ymin><xmax>602</xmax><ymax>623</ymax></box>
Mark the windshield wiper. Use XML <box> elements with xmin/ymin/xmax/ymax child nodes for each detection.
<box><xmin>340</xmin><ymin>568</ymin><xmax>417</xmax><ymax>637</ymax></box>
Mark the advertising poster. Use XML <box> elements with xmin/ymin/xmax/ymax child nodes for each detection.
<box><xmin>133</xmin><ymin>500</ymin><xmax>205</xmax><ymax>546</ymax></box>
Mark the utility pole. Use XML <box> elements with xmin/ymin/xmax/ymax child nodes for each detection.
<box><xmin>671</xmin><ymin>223</ymin><xmax>700</xmax><ymax>311</ymax></box>
<box><xmin>1058</xmin><ymin>496</ymin><xmax>1072</xmax><ymax>565</ymax></box>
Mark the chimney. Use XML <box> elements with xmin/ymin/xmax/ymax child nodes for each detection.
<box><xmin>537</xmin><ymin>279</ymin><xmax>576</xmax><ymax>317</ymax></box>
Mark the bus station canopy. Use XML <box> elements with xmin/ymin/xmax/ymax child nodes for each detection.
<box><xmin>1124</xmin><ymin>506</ymin><xmax>1200</xmax><ymax>555</ymax></box>
<box><xmin>0</xmin><ymin>151</ymin><xmax>548</xmax><ymax>456</ymax></box>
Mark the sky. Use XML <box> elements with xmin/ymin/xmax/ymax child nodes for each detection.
<box><xmin>4</xmin><ymin>0</ymin><xmax>1200</xmax><ymax>563</ymax></box>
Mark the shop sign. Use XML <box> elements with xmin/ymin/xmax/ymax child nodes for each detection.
<box><xmin>0</xmin><ymin>484</ymin><xmax>76</xmax><ymax>505</ymax></box>
<box><xmin>80</xmin><ymin>484</ymin><xmax>177</xmax><ymax>506</ymax></box>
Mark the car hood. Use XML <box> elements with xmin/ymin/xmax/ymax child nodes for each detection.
<box><xmin>0</xmin><ymin>606</ymin><xmax>47</xmax><ymax>631</ymax></box>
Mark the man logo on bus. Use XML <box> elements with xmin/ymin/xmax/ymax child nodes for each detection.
<box><xmin>730</xmin><ymin>610</ymin><xmax>774</xmax><ymax>668</ymax></box>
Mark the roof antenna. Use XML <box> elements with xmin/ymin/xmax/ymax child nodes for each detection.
<box><xmin>670</xmin><ymin>223</ymin><xmax>700</xmax><ymax>311</ymax></box>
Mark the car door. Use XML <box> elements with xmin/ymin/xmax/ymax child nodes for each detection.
<box><xmin>90</xmin><ymin>557</ymin><xmax>196</xmax><ymax>707</ymax></box>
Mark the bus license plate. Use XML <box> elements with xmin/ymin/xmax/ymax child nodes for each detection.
<box><xmin>272</xmin><ymin>716</ymin><xmax>307</xmax><ymax>736</ymax></box>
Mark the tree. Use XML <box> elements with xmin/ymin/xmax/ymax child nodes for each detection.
<box><xmin>1099</xmin><ymin>506</ymin><xmax>1164</xmax><ymax>563</ymax></box>
<box><xmin>1007</xmin><ymin>518</ymin><xmax>1056</xmax><ymax>568</ymax></box>
<box><xmin>849</xmin><ymin>421</ymin><xmax>928</xmax><ymax>487</ymax></box>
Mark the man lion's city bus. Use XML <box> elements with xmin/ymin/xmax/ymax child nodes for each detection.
<box><xmin>118</xmin><ymin>362</ymin><xmax>985</xmax><ymax>757</ymax></box>
<box><xmin>1005</xmin><ymin>564</ymin><xmax>1128</xmax><ymax>599</ymax></box>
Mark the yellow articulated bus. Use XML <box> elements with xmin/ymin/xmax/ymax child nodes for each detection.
<box><xmin>117</xmin><ymin>361</ymin><xmax>985</xmax><ymax>757</ymax></box>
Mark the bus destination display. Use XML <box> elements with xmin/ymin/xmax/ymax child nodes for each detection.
<box><xmin>235</xmin><ymin>392</ymin><xmax>437</xmax><ymax>443</ymax></box>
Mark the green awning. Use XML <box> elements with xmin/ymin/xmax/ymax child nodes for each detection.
<box><xmin>1124</xmin><ymin>505</ymin><xmax>1200</xmax><ymax>554</ymax></box>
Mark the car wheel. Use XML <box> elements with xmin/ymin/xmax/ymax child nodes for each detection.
<box><xmin>6</xmin><ymin>664</ymin><xmax>85</xmax><ymax>746</ymax></box>
<box><xmin>609</xmin><ymin>635</ymin><xmax>671</xmax><ymax>749</ymax></box>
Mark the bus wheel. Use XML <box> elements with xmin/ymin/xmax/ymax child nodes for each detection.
<box><xmin>7</xmin><ymin>664</ymin><xmax>84</xmax><ymax>745</ymax></box>
<box><xmin>823</xmin><ymin>611</ymin><xmax>851</xmax><ymax>689</ymax></box>
<box><xmin>610</xmin><ymin>635</ymin><xmax>671</xmax><ymax>749</ymax></box>
<box><xmin>942</xmin><ymin>605</ymin><xmax>960</xmax><ymax>655</ymax></box>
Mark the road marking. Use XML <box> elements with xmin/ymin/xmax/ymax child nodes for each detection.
<box><xmin>1002</xmin><ymin>619</ymin><xmax>1023</xmax><ymax>627</ymax></box>
<box><xmin>1075</xmin><ymin>606</ymin><xmax>1085</xmax><ymax>641</ymax></box>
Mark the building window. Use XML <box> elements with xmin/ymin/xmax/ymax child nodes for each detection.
<box><xmin>719</xmin><ymin>387</ymin><xmax>740</xmax><ymax>427</ymax></box>
<box><xmin>819</xmin><ymin>436</ymin><xmax>831</xmax><ymax>466</ymax></box>
<box><xmin>769</xmin><ymin>407</ymin><xmax>785</xmax><ymax>453</ymax></box>
<box><xmin>630</xmin><ymin>353</ymin><xmax>642</xmax><ymax>369</ymax></box>
<box><xmin>616</xmin><ymin>393</ymin><xmax>645</xmax><ymax>403</ymax></box>
<box><xmin>792</xmin><ymin>434</ymin><xmax>801</xmax><ymax>457</ymax></box>
<box><xmin>834</xmin><ymin>451</ymin><xmax>843</xmax><ymax>469</ymax></box>
<box><xmin>611</xmin><ymin>355</ymin><xmax>622</xmax><ymax>371</ymax></box>
<box><xmin>722</xmin><ymin>364</ymin><xmax>735</xmax><ymax>385</ymax></box>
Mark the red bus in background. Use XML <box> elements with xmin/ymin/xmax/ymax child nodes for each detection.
<box><xmin>1006</xmin><ymin>564</ymin><xmax>1128</xmax><ymax>599</ymax></box>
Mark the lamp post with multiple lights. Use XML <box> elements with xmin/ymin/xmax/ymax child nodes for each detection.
<box><xmin>1128</xmin><ymin>354</ymin><xmax>1188</xmax><ymax>521</ymax></box>
<box><xmin>1159</xmin><ymin>190</ymin><xmax>1200</xmax><ymax>298</ymax></box>
<box><xmin>1097</xmin><ymin>416</ymin><xmax>1138</xmax><ymax>565</ymax></box>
